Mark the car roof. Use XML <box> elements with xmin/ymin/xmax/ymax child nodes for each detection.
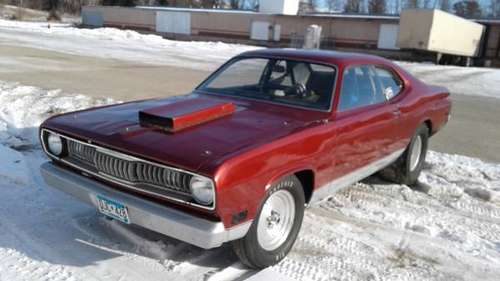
<box><xmin>238</xmin><ymin>48</ymin><xmax>391</xmax><ymax>67</ymax></box>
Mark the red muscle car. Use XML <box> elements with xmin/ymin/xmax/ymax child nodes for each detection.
<box><xmin>39</xmin><ymin>49</ymin><xmax>451</xmax><ymax>268</ymax></box>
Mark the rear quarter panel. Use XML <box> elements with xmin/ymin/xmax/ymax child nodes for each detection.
<box><xmin>391</xmin><ymin>64</ymin><xmax>451</xmax><ymax>149</ymax></box>
<box><xmin>425</xmin><ymin>85</ymin><xmax>452</xmax><ymax>135</ymax></box>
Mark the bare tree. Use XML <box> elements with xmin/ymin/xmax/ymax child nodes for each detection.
<box><xmin>440</xmin><ymin>0</ymin><xmax>450</xmax><ymax>11</ymax></box>
<box><xmin>394</xmin><ymin>0</ymin><xmax>400</xmax><ymax>13</ymax></box>
<box><xmin>323</xmin><ymin>0</ymin><xmax>337</xmax><ymax>12</ymax></box>
<box><xmin>298</xmin><ymin>0</ymin><xmax>314</xmax><ymax>14</ymax></box>
<box><xmin>344</xmin><ymin>0</ymin><xmax>361</xmax><ymax>13</ymax></box>
<box><xmin>491</xmin><ymin>0</ymin><xmax>500</xmax><ymax>17</ymax></box>
<box><xmin>385</xmin><ymin>0</ymin><xmax>401</xmax><ymax>13</ymax></box>
<box><xmin>368</xmin><ymin>0</ymin><xmax>385</xmax><ymax>14</ymax></box>
<box><xmin>310</xmin><ymin>0</ymin><xmax>322</xmax><ymax>12</ymax></box>
<box><xmin>405</xmin><ymin>0</ymin><xmax>419</xmax><ymax>9</ymax></box>
<box><xmin>453</xmin><ymin>0</ymin><xmax>482</xmax><ymax>18</ymax></box>
<box><xmin>229</xmin><ymin>0</ymin><xmax>238</xmax><ymax>8</ymax></box>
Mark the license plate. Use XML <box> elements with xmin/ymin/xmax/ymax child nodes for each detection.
<box><xmin>95</xmin><ymin>195</ymin><xmax>130</xmax><ymax>224</ymax></box>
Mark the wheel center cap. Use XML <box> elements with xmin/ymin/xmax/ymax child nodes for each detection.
<box><xmin>266</xmin><ymin>210</ymin><xmax>281</xmax><ymax>228</ymax></box>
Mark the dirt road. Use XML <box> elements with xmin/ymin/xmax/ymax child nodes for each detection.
<box><xmin>1</xmin><ymin>45</ymin><xmax>499</xmax><ymax>163</ymax></box>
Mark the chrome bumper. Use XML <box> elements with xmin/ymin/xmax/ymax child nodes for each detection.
<box><xmin>40</xmin><ymin>162</ymin><xmax>251</xmax><ymax>249</ymax></box>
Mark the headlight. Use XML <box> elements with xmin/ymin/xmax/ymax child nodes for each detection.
<box><xmin>189</xmin><ymin>176</ymin><xmax>214</xmax><ymax>205</ymax></box>
<box><xmin>47</xmin><ymin>133</ymin><xmax>63</xmax><ymax>156</ymax></box>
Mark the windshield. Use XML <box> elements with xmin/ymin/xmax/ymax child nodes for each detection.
<box><xmin>198</xmin><ymin>57</ymin><xmax>337</xmax><ymax>111</ymax></box>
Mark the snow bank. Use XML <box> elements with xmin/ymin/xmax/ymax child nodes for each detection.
<box><xmin>0</xmin><ymin>19</ymin><xmax>259</xmax><ymax>71</ymax></box>
<box><xmin>397</xmin><ymin>61</ymin><xmax>500</xmax><ymax>99</ymax></box>
<box><xmin>0</xmin><ymin>19</ymin><xmax>249</xmax><ymax>52</ymax></box>
<box><xmin>0</xmin><ymin>81</ymin><xmax>113</xmax><ymax>146</ymax></box>
<box><xmin>0</xmin><ymin>81</ymin><xmax>112</xmax><ymax>188</ymax></box>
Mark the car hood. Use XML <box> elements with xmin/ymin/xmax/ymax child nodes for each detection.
<box><xmin>42</xmin><ymin>93</ymin><xmax>328</xmax><ymax>175</ymax></box>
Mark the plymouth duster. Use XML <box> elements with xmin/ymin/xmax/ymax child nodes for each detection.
<box><xmin>39</xmin><ymin>49</ymin><xmax>451</xmax><ymax>268</ymax></box>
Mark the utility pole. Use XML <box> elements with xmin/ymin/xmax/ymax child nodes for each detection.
<box><xmin>18</xmin><ymin>0</ymin><xmax>24</xmax><ymax>20</ymax></box>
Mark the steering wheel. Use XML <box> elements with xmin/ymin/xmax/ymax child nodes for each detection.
<box><xmin>290</xmin><ymin>83</ymin><xmax>308</xmax><ymax>98</ymax></box>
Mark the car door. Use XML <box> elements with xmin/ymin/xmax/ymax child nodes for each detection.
<box><xmin>330</xmin><ymin>65</ymin><xmax>400</xmax><ymax>179</ymax></box>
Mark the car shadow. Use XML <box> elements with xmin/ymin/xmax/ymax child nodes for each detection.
<box><xmin>361</xmin><ymin>167</ymin><xmax>432</xmax><ymax>194</ymax></box>
<box><xmin>0</xmin><ymin>202</ymin><xmax>258</xmax><ymax>280</ymax></box>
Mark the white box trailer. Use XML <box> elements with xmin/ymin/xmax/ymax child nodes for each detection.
<box><xmin>397</xmin><ymin>9</ymin><xmax>485</xmax><ymax>59</ymax></box>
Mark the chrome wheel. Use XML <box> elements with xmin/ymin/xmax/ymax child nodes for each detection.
<box><xmin>257</xmin><ymin>190</ymin><xmax>296</xmax><ymax>251</ymax></box>
<box><xmin>409</xmin><ymin>135</ymin><xmax>422</xmax><ymax>171</ymax></box>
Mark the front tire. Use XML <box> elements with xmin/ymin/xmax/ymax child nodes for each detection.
<box><xmin>232</xmin><ymin>175</ymin><xmax>305</xmax><ymax>269</ymax></box>
<box><xmin>381</xmin><ymin>124</ymin><xmax>429</xmax><ymax>186</ymax></box>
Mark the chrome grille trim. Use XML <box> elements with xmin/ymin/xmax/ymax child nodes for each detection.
<box><xmin>67</xmin><ymin>140</ymin><xmax>96</xmax><ymax>165</ymax></box>
<box><xmin>40</xmin><ymin>128</ymin><xmax>216</xmax><ymax>210</ymax></box>
<box><xmin>89</xmin><ymin>150</ymin><xmax>192</xmax><ymax>194</ymax></box>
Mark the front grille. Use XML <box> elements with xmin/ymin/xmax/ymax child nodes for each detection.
<box><xmin>66</xmin><ymin>139</ymin><xmax>192</xmax><ymax>195</ymax></box>
<box><xmin>68</xmin><ymin>140</ymin><xmax>96</xmax><ymax>165</ymax></box>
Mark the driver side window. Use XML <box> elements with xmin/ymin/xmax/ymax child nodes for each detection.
<box><xmin>338</xmin><ymin>65</ymin><xmax>386</xmax><ymax>112</ymax></box>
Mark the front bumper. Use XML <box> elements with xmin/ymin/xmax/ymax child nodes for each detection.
<box><xmin>40</xmin><ymin>162</ymin><xmax>251</xmax><ymax>249</ymax></box>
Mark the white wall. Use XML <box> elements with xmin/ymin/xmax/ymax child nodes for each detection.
<box><xmin>156</xmin><ymin>11</ymin><xmax>191</xmax><ymax>35</ymax></box>
<box><xmin>378</xmin><ymin>24</ymin><xmax>400</xmax><ymax>50</ymax></box>
<box><xmin>259</xmin><ymin>0</ymin><xmax>299</xmax><ymax>15</ymax></box>
<box><xmin>82</xmin><ymin>10</ymin><xmax>103</xmax><ymax>27</ymax></box>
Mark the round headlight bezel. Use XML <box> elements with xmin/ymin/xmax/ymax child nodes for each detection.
<box><xmin>47</xmin><ymin>133</ymin><xmax>64</xmax><ymax>156</ymax></box>
<box><xmin>189</xmin><ymin>176</ymin><xmax>215</xmax><ymax>206</ymax></box>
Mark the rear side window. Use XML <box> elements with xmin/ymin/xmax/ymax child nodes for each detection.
<box><xmin>373</xmin><ymin>67</ymin><xmax>403</xmax><ymax>100</ymax></box>
<box><xmin>338</xmin><ymin>66</ymin><xmax>386</xmax><ymax>112</ymax></box>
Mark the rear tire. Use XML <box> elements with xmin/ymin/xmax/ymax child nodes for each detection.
<box><xmin>380</xmin><ymin>124</ymin><xmax>429</xmax><ymax>186</ymax></box>
<box><xmin>232</xmin><ymin>175</ymin><xmax>305</xmax><ymax>269</ymax></box>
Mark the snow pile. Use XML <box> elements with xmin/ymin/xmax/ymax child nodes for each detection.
<box><xmin>0</xmin><ymin>81</ymin><xmax>499</xmax><ymax>280</ymax></box>
<box><xmin>0</xmin><ymin>19</ymin><xmax>249</xmax><ymax>52</ymax></box>
<box><xmin>398</xmin><ymin>61</ymin><xmax>500</xmax><ymax>99</ymax></box>
<box><xmin>0</xmin><ymin>81</ymin><xmax>113</xmax><ymax>147</ymax></box>
<box><xmin>0</xmin><ymin>81</ymin><xmax>112</xmax><ymax>187</ymax></box>
<box><xmin>0</xmin><ymin>19</ymin><xmax>259</xmax><ymax>70</ymax></box>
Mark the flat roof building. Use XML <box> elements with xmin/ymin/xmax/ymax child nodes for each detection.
<box><xmin>81</xmin><ymin>4</ymin><xmax>500</xmax><ymax>67</ymax></box>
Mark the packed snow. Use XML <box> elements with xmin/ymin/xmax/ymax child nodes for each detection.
<box><xmin>1</xmin><ymin>18</ymin><xmax>500</xmax><ymax>281</ymax></box>
<box><xmin>0</xmin><ymin>81</ymin><xmax>499</xmax><ymax>281</ymax></box>
<box><xmin>0</xmin><ymin>19</ymin><xmax>500</xmax><ymax>98</ymax></box>
<box><xmin>397</xmin><ymin>61</ymin><xmax>500</xmax><ymax>99</ymax></box>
